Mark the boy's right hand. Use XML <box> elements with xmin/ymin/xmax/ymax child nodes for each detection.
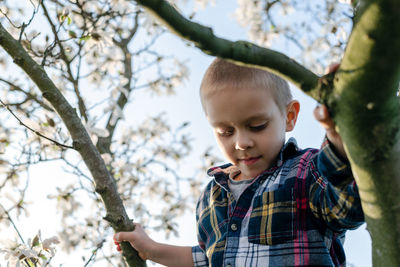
<box><xmin>114</xmin><ymin>223</ymin><xmax>156</xmax><ymax>261</ymax></box>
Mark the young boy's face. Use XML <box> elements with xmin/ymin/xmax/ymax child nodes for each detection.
<box><xmin>204</xmin><ymin>84</ymin><xmax>296</xmax><ymax>180</ymax></box>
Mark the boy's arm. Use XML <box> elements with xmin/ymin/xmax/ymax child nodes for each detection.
<box><xmin>310</xmin><ymin>104</ymin><xmax>364</xmax><ymax>231</ymax></box>
<box><xmin>114</xmin><ymin>224</ymin><xmax>194</xmax><ymax>267</ymax></box>
<box><xmin>309</xmin><ymin>136</ymin><xmax>364</xmax><ymax>230</ymax></box>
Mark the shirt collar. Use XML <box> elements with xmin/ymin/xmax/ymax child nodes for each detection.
<box><xmin>276</xmin><ymin>137</ymin><xmax>298</xmax><ymax>167</ymax></box>
<box><xmin>207</xmin><ymin>137</ymin><xmax>299</xmax><ymax>189</ymax></box>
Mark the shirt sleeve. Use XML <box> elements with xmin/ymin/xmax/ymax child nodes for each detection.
<box><xmin>192</xmin><ymin>245</ymin><xmax>209</xmax><ymax>267</ymax></box>
<box><xmin>309</xmin><ymin>137</ymin><xmax>365</xmax><ymax>232</ymax></box>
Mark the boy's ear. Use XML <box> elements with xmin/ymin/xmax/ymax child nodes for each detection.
<box><xmin>285</xmin><ymin>100</ymin><xmax>300</xmax><ymax>132</ymax></box>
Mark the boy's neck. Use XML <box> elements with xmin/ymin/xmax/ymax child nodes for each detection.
<box><xmin>234</xmin><ymin>172</ymin><xmax>255</xmax><ymax>181</ymax></box>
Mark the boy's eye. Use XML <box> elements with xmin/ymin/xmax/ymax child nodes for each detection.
<box><xmin>249</xmin><ymin>123</ymin><xmax>267</xmax><ymax>132</ymax></box>
<box><xmin>216</xmin><ymin>128</ymin><xmax>233</xmax><ymax>137</ymax></box>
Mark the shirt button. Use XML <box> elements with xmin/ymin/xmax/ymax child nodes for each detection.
<box><xmin>230</xmin><ymin>223</ymin><xmax>238</xmax><ymax>231</ymax></box>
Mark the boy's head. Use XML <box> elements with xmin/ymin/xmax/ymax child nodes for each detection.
<box><xmin>200</xmin><ymin>58</ymin><xmax>293</xmax><ymax>115</ymax></box>
<box><xmin>200</xmin><ymin>58</ymin><xmax>300</xmax><ymax>180</ymax></box>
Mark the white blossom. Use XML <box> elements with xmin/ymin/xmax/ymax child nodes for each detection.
<box><xmin>42</xmin><ymin>236</ymin><xmax>60</xmax><ymax>251</ymax></box>
<box><xmin>101</xmin><ymin>153</ymin><xmax>112</xmax><ymax>164</ymax></box>
<box><xmin>84</xmin><ymin>119</ymin><xmax>110</xmax><ymax>141</ymax></box>
<box><xmin>85</xmin><ymin>30</ymin><xmax>114</xmax><ymax>52</ymax></box>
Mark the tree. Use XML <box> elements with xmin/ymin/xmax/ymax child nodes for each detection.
<box><xmin>0</xmin><ymin>0</ymin><xmax>216</xmax><ymax>266</ymax></box>
<box><xmin>130</xmin><ymin>0</ymin><xmax>400</xmax><ymax>266</ymax></box>
<box><xmin>0</xmin><ymin>0</ymin><xmax>398</xmax><ymax>266</ymax></box>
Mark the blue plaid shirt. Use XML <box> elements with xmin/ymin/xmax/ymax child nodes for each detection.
<box><xmin>192</xmin><ymin>138</ymin><xmax>364</xmax><ymax>267</ymax></box>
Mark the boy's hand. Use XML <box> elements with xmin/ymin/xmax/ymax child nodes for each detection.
<box><xmin>114</xmin><ymin>223</ymin><xmax>155</xmax><ymax>261</ymax></box>
<box><xmin>114</xmin><ymin>224</ymin><xmax>195</xmax><ymax>267</ymax></box>
<box><xmin>314</xmin><ymin>105</ymin><xmax>347</xmax><ymax>159</ymax></box>
<box><xmin>314</xmin><ymin>63</ymin><xmax>347</xmax><ymax>159</ymax></box>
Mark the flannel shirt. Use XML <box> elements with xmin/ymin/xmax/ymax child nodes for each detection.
<box><xmin>192</xmin><ymin>138</ymin><xmax>364</xmax><ymax>267</ymax></box>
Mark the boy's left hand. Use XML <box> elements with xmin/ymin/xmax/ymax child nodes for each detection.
<box><xmin>314</xmin><ymin>105</ymin><xmax>347</xmax><ymax>160</ymax></box>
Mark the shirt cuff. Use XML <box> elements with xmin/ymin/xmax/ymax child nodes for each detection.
<box><xmin>192</xmin><ymin>245</ymin><xmax>208</xmax><ymax>267</ymax></box>
<box><xmin>318</xmin><ymin>137</ymin><xmax>353</xmax><ymax>187</ymax></box>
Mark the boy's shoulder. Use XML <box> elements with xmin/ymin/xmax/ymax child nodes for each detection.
<box><xmin>273</xmin><ymin>137</ymin><xmax>319</xmax><ymax>168</ymax></box>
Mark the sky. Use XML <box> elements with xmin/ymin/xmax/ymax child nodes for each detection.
<box><xmin>0</xmin><ymin>0</ymin><xmax>372</xmax><ymax>266</ymax></box>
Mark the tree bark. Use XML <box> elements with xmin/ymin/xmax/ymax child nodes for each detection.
<box><xmin>0</xmin><ymin>23</ymin><xmax>146</xmax><ymax>267</ymax></box>
<box><xmin>132</xmin><ymin>0</ymin><xmax>400</xmax><ymax>265</ymax></box>
<box><xmin>333</xmin><ymin>1</ymin><xmax>400</xmax><ymax>266</ymax></box>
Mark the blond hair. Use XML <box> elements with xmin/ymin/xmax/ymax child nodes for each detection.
<box><xmin>200</xmin><ymin>58</ymin><xmax>292</xmax><ymax>113</ymax></box>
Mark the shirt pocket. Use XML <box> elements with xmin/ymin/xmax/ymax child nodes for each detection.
<box><xmin>248</xmin><ymin>186</ymin><xmax>297</xmax><ymax>245</ymax></box>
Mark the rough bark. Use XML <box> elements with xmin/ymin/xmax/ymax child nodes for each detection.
<box><xmin>0</xmin><ymin>23</ymin><xmax>146</xmax><ymax>267</ymax></box>
<box><xmin>133</xmin><ymin>0</ymin><xmax>400</xmax><ymax>266</ymax></box>
<box><xmin>333</xmin><ymin>1</ymin><xmax>400</xmax><ymax>266</ymax></box>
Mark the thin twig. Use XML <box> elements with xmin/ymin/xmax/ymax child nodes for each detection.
<box><xmin>0</xmin><ymin>98</ymin><xmax>74</xmax><ymax>149</ymax></box>
<box><xmin>0</xmin><ymin>77</ymin><xmax>54</xmax><ymax>111</ymax></box>
<box><xmin>18</xmin><ymin>0</ymin><xmax>42</xmax><ymax>41</ymax></box>
<box><xmin>83</xmin><ymin>239</ymin><xmax>105</xmax><ymax>267</ymax></box>
<box><xmin>1</xmin><ymin>204</ymin><xmax>26</xmax><ymax>245</ymax></box>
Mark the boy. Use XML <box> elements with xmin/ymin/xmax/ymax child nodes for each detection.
<box><xmin>114</xmin><ymin>59</ymin><xmax>364</xmax><ymax>266</ymax></box>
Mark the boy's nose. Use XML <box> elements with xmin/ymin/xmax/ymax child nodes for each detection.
<box><xmin>234</xmin><ymin>133</ymin><xmax>253</xmax><ymax>150</ymax></box>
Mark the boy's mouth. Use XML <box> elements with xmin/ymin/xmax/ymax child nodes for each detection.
<box><xmin>239</xmin><ymin>156</ymin><xmax>261</xmax><ymax>166</ymax></box>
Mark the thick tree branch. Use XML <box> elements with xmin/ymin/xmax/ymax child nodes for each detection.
<box><xmin>0</xmin><ymin>23</ymin><xmax>145</xmax><ymax>267</ymax></box>
<box><xmin>332</xmin><ymin>1</ymin><xmax>400</xmax><ymax>266</ymax></box>
<box><xmin>132</xmin><ymin>0</ymin><xmax>321</xmax><ymax>99</ymax></box>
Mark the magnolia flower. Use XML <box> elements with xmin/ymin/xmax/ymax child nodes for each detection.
<box><xmin>101</xmin><ymin>153</ymin><xmax>112</xmax><ymax>165</ymax></box>
<box><xmin>84</xmin><ymin>15</ymin><xmax>115</xmax><ymax>52</ymax></box>
<box><xmin>0</xmin><ymin>248</ymin><xmax>20</xmax><ymax>267</ymax></box>
<box><xmin>61</xmin><ymin>5</ymin><xmax>72</xmax><ymax>17</ymax></box>
<box><xmin>0</xmin><ymin>234</ymin><xmax>59</xmax><ymax>267</ymax></box>
<box><xmin>42</xmin><ymin>236</ymin><xmax>60</xmax><ymax>257</ymax></box>
<box><xmin>84</xmin><ymin>119</ymin><xmax>110</xmax><ymax>145</ymax></box>
<box><xmin>194</xmin><ymin>0</ymin><xmax>216</xmax><ymax>10</ymax></box>
<box><xmin>85</xmin><ymin>30</ymin><xmax>114</xmax><ymax>52</ymax></box>
<box><xmin>110</xmin><ymin>0</ymin><xmax>134</xmax><ymax>13</ymax></box>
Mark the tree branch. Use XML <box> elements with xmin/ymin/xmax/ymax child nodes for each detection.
<box><xmin>0</xmin><ymin>77</ymin><xmax>54</xmax><ymax>111</ymax></box>
<box><xmin>132</xmin><ymin>0</ymin><xmax>321</xmax><ymax>99</ymax></box>
<box><xmin>41</xmin><ymin>1</ymin><xmax>89</xmax><ymax>122</ymax></box>
<box><xmin>97</xmin><ymin>13</ymin><xmax>141</xmax><ymax>155</ymax></box>
<box><xmin>0</xmin><ymin>98</ymin><xmax>73</xmax><ymax>149</ymax></box>
<box><xmin>331</xmin><ymin>1</ymin><xmax>400</xmax><ymax>266</ymax></box>
<box><xmin>0</xmin><ymin>23</ymin><xmax>145</xmax><ymax>267</ymax></box>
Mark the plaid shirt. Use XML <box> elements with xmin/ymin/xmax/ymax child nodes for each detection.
<box><xmin>192</xmin><ymin>138</ymin><xmax>364</xmax><ymax>267</ymax></box>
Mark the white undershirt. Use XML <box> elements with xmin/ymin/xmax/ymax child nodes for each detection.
<box><xmin>228</xmin><ymin>177</ymin><xmax>253</xmax><ymax>200</ymax></box>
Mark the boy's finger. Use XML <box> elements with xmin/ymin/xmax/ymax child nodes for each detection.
<box><xmin>314</xmin><ymin>105</ymin><xmax>335</xmax><ymax>130</ymax></box>
<box><xmin>114</xmin><ymin>231</ymin><xmax>133</xmax><ymax>242</ymax></box>
<box><xmin>325</xmin><ymin>63</ymin><xmax>340</xmax><ymax>74</ymax></box>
